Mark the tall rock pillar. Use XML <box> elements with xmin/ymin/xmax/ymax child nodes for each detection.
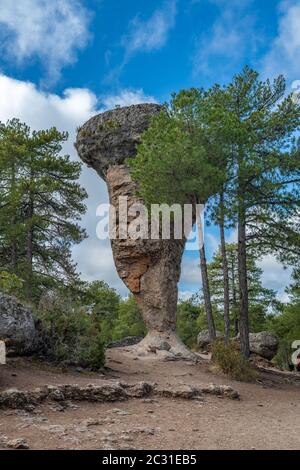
<box><xmin>76</xmin><ymin>104</ymin><xmax>192</xmax><ymax>357</ymax></box>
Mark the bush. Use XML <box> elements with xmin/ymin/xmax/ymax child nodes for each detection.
<box><xmin>264</xmin><ymin>301</ymin><xmax>300</xmax><ymax>369</ymax></box>
<box><xmin>35</xmin><ymin>294</ymin><xmax>105</xmax><ymax>370</ymax></box>
<box><xmin>176</xmin><ymin>300</ymin><xmax>200</xmax><ymax>348</ymax></box>
<box><xmin>211</xmin><ymin>339</ymin><xmax>256</xmax><ymax>382</ymax></box>
<box><xmin>112</xmin><ymin>295</ymin><xmax>146</xmax><ymax>340</ymax></box>
<box><xmin>0</xmin><ymin>271</ymin><xmax>24</xmax><ymax>296</ymax></box>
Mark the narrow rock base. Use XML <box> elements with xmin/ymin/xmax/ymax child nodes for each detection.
<box><xmin>135</xmin><ymin>331</ymin><xmax>196</xmax><ymax>360</ymax></box>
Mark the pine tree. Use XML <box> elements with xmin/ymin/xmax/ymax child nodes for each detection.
<box><xmin>129</xmin><ymin>89</ymin><xmax>227</xmax><ymax>341</ymax></box>
<box><xmin>209</xmin><ymin>68</ymin><xmax>300</xmax><ymax>356</ymax></box>
<box><xmin>0</xmin><ymin>119</ymin><xmax>88</xmax><ymax>299</ymax></box>
<box><xmin>0</xmin><ymin>119</ymin><xmax>29</xmax><ymax>272</ymax></box>
<box><xmin>208</xmin><ymin>243</ymin><xmax>279</xmax><ymax>334</ymax></box>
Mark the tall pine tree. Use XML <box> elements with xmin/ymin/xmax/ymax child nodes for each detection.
<box><xmin>0</xmin><ymin>119</ymin><xmax>87</xmax><ymax>299</ymax></box>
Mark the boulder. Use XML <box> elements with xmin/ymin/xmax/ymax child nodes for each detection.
<box><xmin>248</xmin><ymin>332</ymin><xmax>279</xmax><ymax>361</ymax></box>
<box><xmin>197</xmin><ymin>330</ymin><xmax>224</xmax><ymax>351</ymax></box>
<box><xmin>108</xmin><ymin>336</ymin><xmax>143</xmax><ymax>349</ymax></box>
<box><xmin>0</xmin><ymin>292</ymin><xmax>36</xmax><ymax>355</ymax></box>
<box><xmin>197</xmin><ymin>329</ymin><xmax>279</xmax><ymax>360</ymax></box>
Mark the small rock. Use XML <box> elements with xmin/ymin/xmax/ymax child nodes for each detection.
<box><xmin>24</xmin><ymin>404</ymin><xmax>36</xmax><ymax>412</ymax></box>
<box><xmin>7</xmin><ymin>438</ymin><xmax>29</xmax><ymax>450</ymax></box>
<box><xmin>85</xmin><ymin>419</ymin><xmax>102</xmax><ymax>427</ymax></box>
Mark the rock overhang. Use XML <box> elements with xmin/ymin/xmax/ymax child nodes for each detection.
<box><xmin>75</xmin><ymin>103</ymin><xmax>162</xmax><ymax>180</ymax></box>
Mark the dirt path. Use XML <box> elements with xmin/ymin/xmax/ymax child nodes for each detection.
<box><xmin>0</xmin><ymin>347</ymin><xmax>300</xmax><ymax>450</ymax></box>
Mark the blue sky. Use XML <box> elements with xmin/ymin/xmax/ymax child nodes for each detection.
<box><xmin>0</xmin><ymin>0</ymin><xmax>299</xmax><ymax>299</ymax></box>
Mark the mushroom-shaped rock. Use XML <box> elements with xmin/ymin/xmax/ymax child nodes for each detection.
<box><xmin>76</xmin><ymin>104</ymin><xmax>193</xmax><ymax>358</ymax></box>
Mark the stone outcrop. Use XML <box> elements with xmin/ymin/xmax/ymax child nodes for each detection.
<box><xmin>0</xmin><ymin>381</ymin><xmax>239</xmax><ymax>410</ymax></box>
<box><xmin>75</xmin><ymin>104</ymin><xmax>193</xmax><ymax>358</ymax></box>
<box><xmin>108</xmin><ymin>336</ymin><xmax>143</xmax><ymax>349</ymax></box>
<box><xmin>197</xmin><ymin>330</ymin><xmax>224</xmax><ymax>352</ymax></box>
<box><xmin>0</xmin><ymin>292</ymin><xmax>36</xmax><ymax>355</ymax></box>
<box><xmin>248</xmin><ymin>332</ymin><xmax>279</xmax><ymax>361</ymax></box>
<box><xmin>197</xmin><ymin>329</ymin><xmax>279</xmax><ymax>360</ymax></box>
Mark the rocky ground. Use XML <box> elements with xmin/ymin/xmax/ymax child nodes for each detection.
<box><xmin>0</xmin><ymin>347</ymin><xmax>300</xmax><ymax>450</ymax></box>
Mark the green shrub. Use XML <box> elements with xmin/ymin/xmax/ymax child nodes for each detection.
<box><xmin>0</xmin><ymin>271</ymin><xmax>24</xmax><ymax>296</ymax></box>
<box><xmin>264</xmin><ymin>301</ymin><xmax>300</xmax><ymax>369</ymax></box>
<box><xmin>211</xmin><ymin>339</ymin><xmax>256</xmax><ymax>382</ymax></box>
<box><xmin>35</xmin><ymin>295</ymin><xmax>105</xmax><ymax>370</ymax></box>
<box><xmin>176</xmin><ymin>300</ymin><xmax>200</xmax><ymax>348</ymax></box>
<box><xmin>112</xmin><ymin>295</ymin><xmax>146</xmax><ymax>340</ymax></box>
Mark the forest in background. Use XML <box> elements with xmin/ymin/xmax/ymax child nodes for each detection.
<box><xmin>0</xmin><ymin>68</ymin><xmax>299</xmax><ymax>372</ymax></box>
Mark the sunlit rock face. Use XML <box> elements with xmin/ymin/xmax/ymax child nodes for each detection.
<box><xmin>76</xmin><ymin>104</ymin><xmax>193</xmax><ymax>357</ymax></box>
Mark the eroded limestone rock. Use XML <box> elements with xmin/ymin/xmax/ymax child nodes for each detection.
<box><xmin>248</xmin><ymin>332</ymin><xmax>279</xmax><ymax>360</ymax></box>
<box><xmin>0</xmin><ymin>381</ymin><xmax>240</xmax><ymax>409</ymax></box>
<box><xmin>197</xmin><ymin>329</ymin><xmax>279</xmax><ymax>360</ymax></box>
<box><xmin>0</xmin><ymin>292</ymin><xmax>36</xmax><ymax>355</ymax></box>
<box><xmin>75</xmin><ymin>104</ymin><xmax>193</xmax><ymax>358</ymax></box>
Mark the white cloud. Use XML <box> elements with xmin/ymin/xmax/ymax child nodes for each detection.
<box><xmin>258</xmin><ymin>255</ymin><xmax>292</xmax><ymax>302</ymax></box>
<box><xmin>104</xmin><ymin>1</ymin><xmax>177</xmax><ymax>82</ymax></box>
<box><xmin>180</xmin><ymin>256</ymin><xmax>201</xmax><ymax>287</ymax></box>
<box><xmin>178</xmin><ymin>290</ymin><xmax>196</xmax><ymax>301</ymax></box>
<box><xmin>0</xmin><ymin>0</ymin><xmax>91</xmax><ymax>82</ymax></box>
<box><xmin>101</xmin><ymin>89</ymin><xmax>157</xmax><ymax>108</ymax></box>
<box><xmin>0</xmin><ymin>75</ymin><xmax>97</xmax><ymax>132</ymax></box>
<box><xmin>193</xmin><ymin>0</ymin><xmax>258</xmax><ymax>79</ymax></box>
<box><xmin>262</xmin><ymin>0</ymin><xmax>300</xmax><ymax>81</ymax></box>
<box><xmin>0</xmin><ymin>74</ymin><xmax>155</xmax><ymax>295</ymax></box>
<box><xmin>122</xmin><ymin>0</ymin><xmax>177</xmax><ymax>60</ymax></box>
<box><xmin>206</xmin><ymin>233</ymin><xmax>219</xmax><ymax>254</ymax></box>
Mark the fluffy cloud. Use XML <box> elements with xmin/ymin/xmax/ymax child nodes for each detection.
<box><xmin>193</xmin><ymin>0</ymin><xmax>258</xmax><ymax>79</ymax></box>
<box><xmin>105</xmin><ymin>1</ymin><xmax>177</xmax><ymax>83</ymax></box>
<box><xmin>123</xmin><ymin>0</ymin><xmax>177</xmax><ymax>59</ymax></box>
<box><xmin>258</xmin><ymin>255</ymin><xmax>292</xmax><ymax>302</ymax></box>
<box><xmin>262</xmin><ymin>0</ymin><xmax>300</xmax><ymax>81</ymax></box>
<box><xmin>178</xmin><ymin>290</ymin><xmax>196</xmax><ymax>301</ymax></box>
<box><xmin>0</xmin><ymin>0</ymin><xmax>91</xmax><ymax>82</ymax></box>
<box><xmin>101</xmin><ymin>89</ymin><xmax>156</xmax><ymax>108</ymax></box>
<box><xmin>0</xmin><ymin>74</ymin><xmax>155</xmax><ymax>295</ymax></box>
<box><xmin>180</xmin><ymin>255</ymin><xmax>201</xmax><ymax>287</ymax></box>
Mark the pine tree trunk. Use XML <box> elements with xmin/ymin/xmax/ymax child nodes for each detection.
<box><xmin>196</xmin><ymin>201</ymin><xmax>216</xmax><ymax>342</ymax></box>
<box><xmin>230</xmin><ymin>253</ymin><xmax>240</xmax><ymax>336</ymax></box>
<box><xmin>234</xmin><ymin>316</ymin><xmax>239</xmax><ymax>337</ymax></box>
<box><xmin>10</xmin><ymin>160</ymin><xmax>18</xmax><ymax>271</ymax></box>
<box><xmin>11</xmin><ymin>233</ymin><xmax>17</xmax><ymax>271</ymax></box>
<box><xmin>231</xmin><ymin>255</ymin><xmax>239</xmax><ymax>336</ymax></box>
<box><xmin>219</xmin><ymin>200</ymin><xmax>230</xmax><ymax>344</ymax></box>
<box><xmin>26</xmin><ymin>167</ymin><xmax>34</xmax><ymax>299</ymax></box>
<box><xmin>238</xmin><ymin>216</ymin><xmax>250</xmax><ymax>358</ymax></box>
<box><xmin>26</xmin><ymin>224</ymin><xmax>33</xmax><ymax>298</ymax></box>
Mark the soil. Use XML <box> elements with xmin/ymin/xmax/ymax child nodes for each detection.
<box><xmin>0</xmin><ymin>347</ymin><xmax>300</xmax><ymax>450</ymax></box>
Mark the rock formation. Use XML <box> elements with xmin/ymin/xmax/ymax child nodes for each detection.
<box><xmin>197</xmin><ymin>329</ymin><xmax>279</xmax><ymax>360</ymax></box>
<box><xmin>0</xmin><ymin>381</ymin><xmax>239</xmax><ymax>410</ymax></box>
<box><xmin>248</xmin><ymin>332</ymin><xmax>279</xmax><ymax>360</ymax></box>
<box><xmin>0</xmin><ymin>292</ymin><xmax>36</xmax><ymax>355</ymax></box>
<box><xmin>197</xmin><ymin>330</ymin><xmax>224</xmax><ymax>352</ymax></box>
<box><xmin>75</xmin><ymin>104</ymin><xmax>193</xmax><ymax>358</ymax></box>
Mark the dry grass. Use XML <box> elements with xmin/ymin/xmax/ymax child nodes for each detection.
<box><xmin>211</xmin><ymin>339</ymin><xmax>257</xmax><ymax>382</ymax></box>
